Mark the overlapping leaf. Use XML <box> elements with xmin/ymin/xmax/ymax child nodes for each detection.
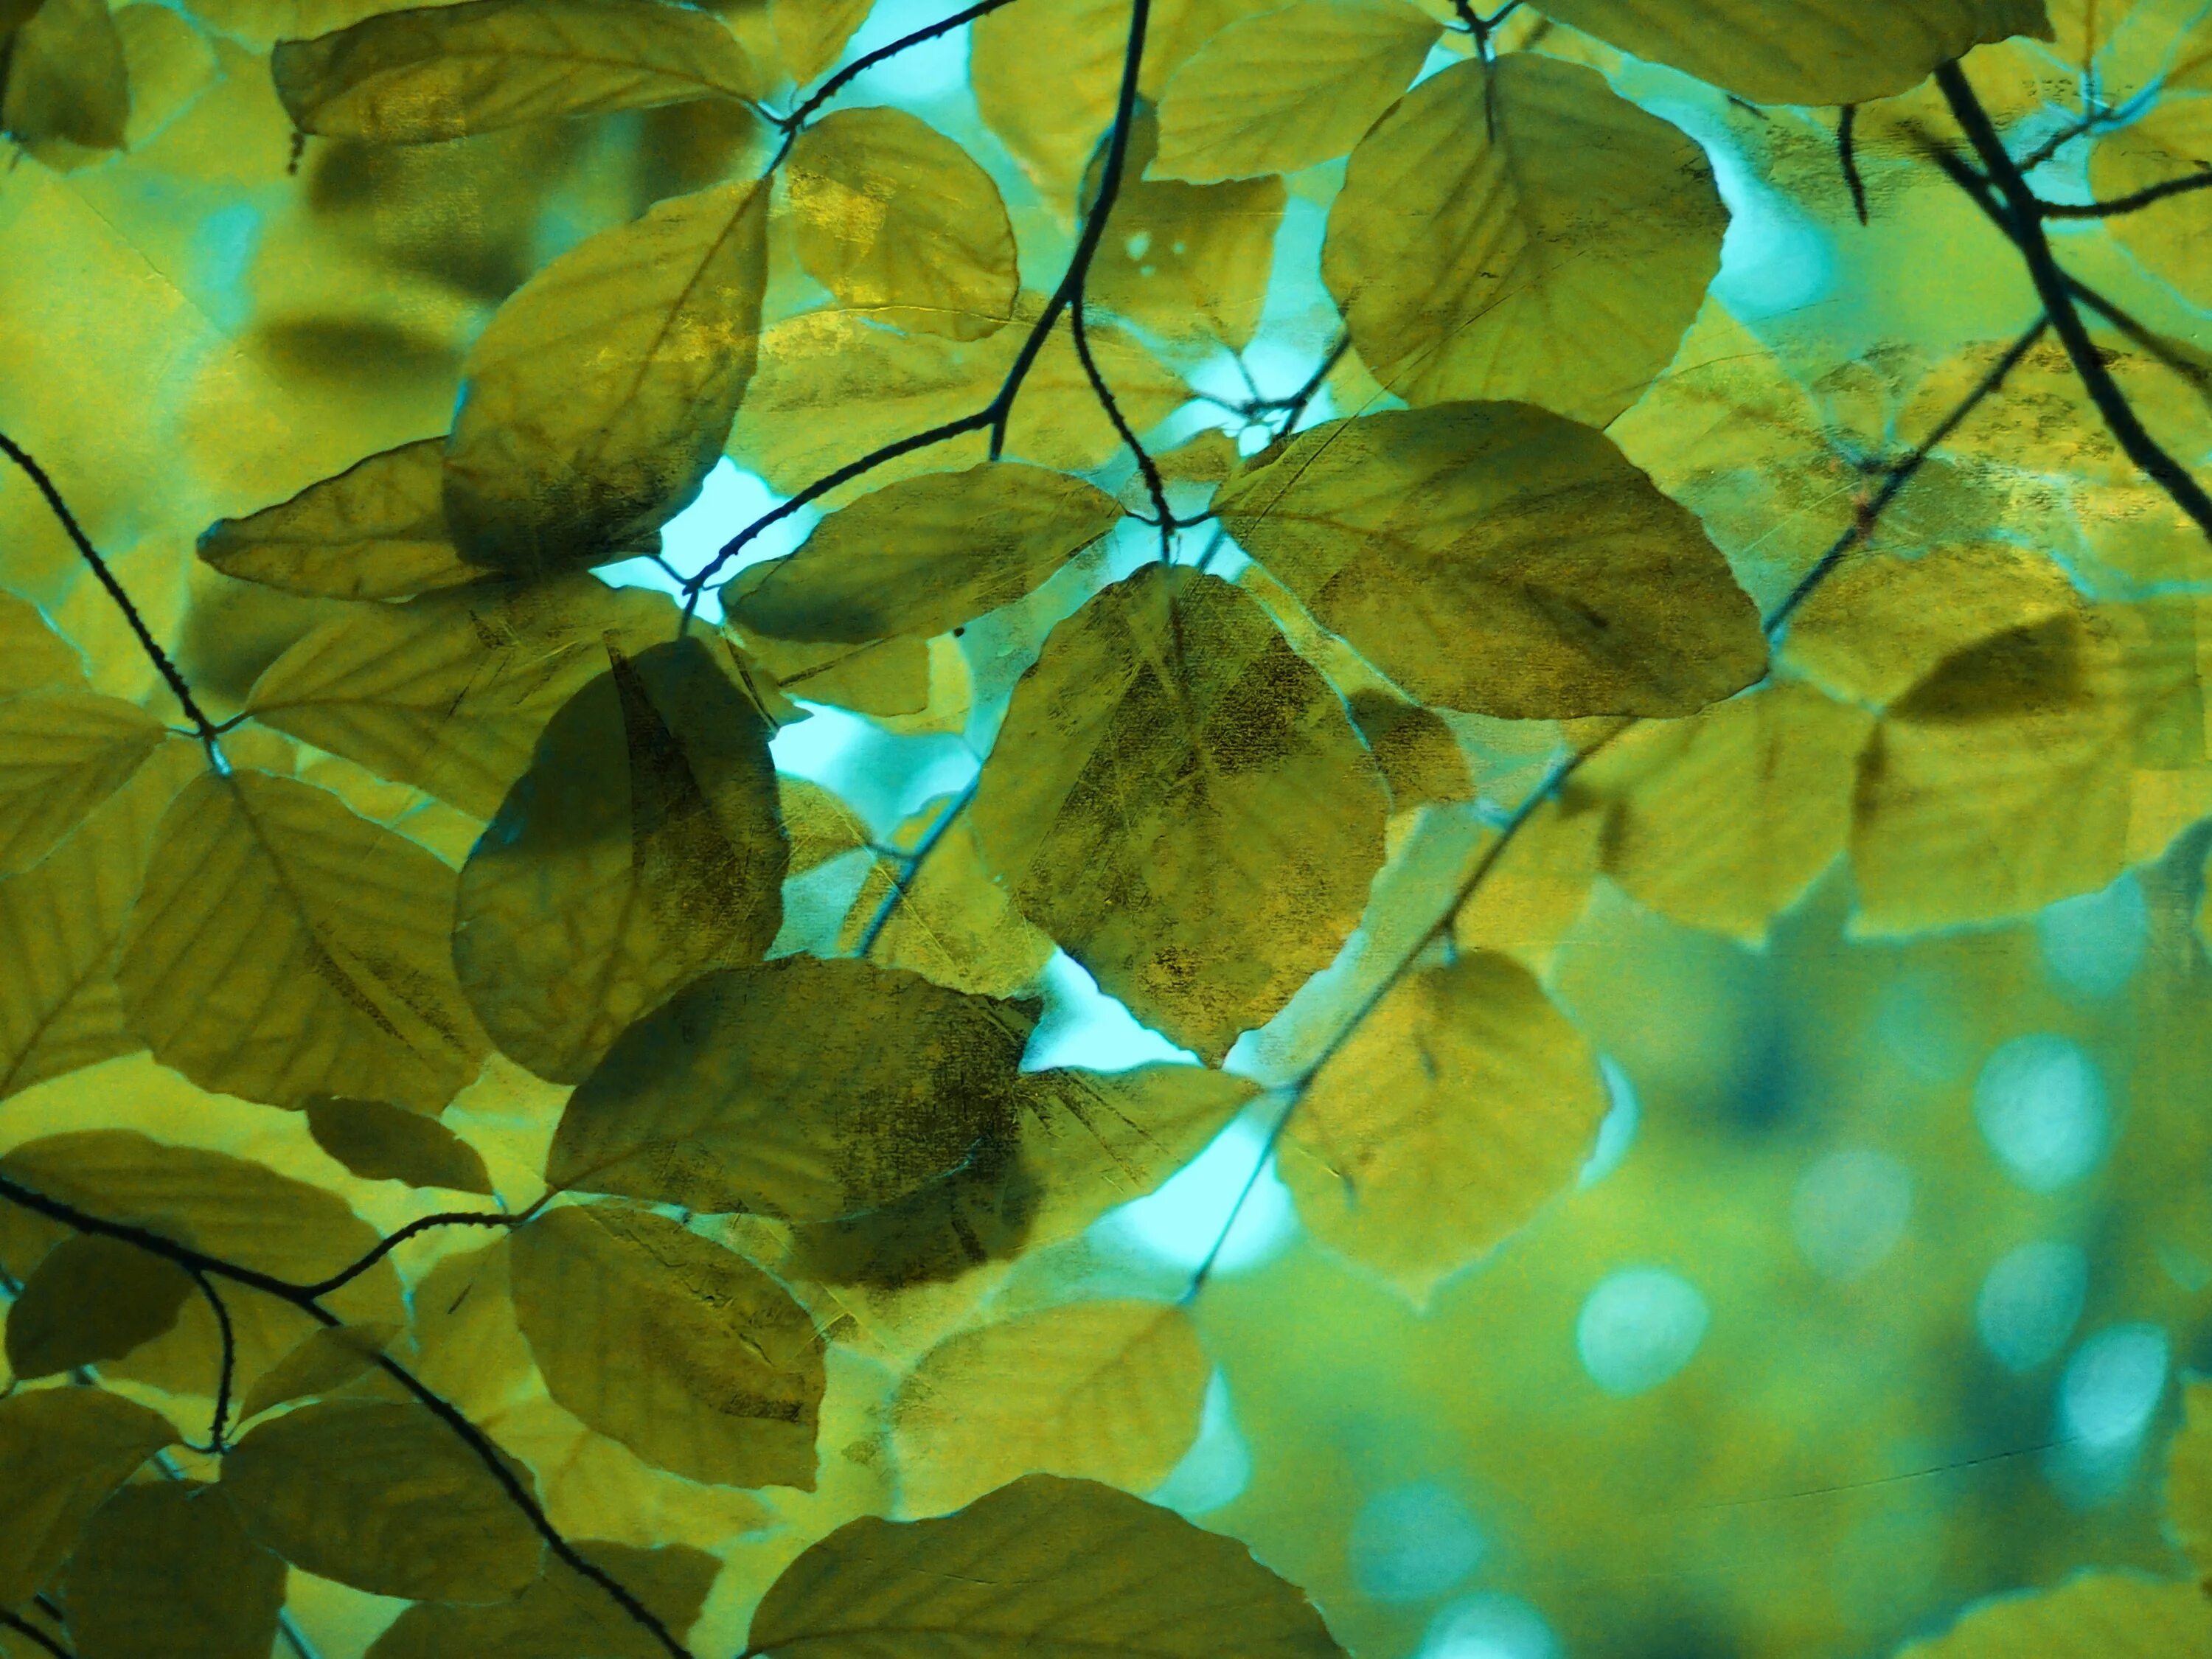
<box><xmin>1</xmin><ymin>0</ymin><xmax>130</xmax><ymax>151</ymax></box>
<box><xmin>0</xmin><ymin>591</ymin><xmax>87</xmax><ymax>695</ymax></box>
<box><xmin>4</xmin><ymin>1233</ymin><xmax>193</xmax><ymax>1378</ymax></box>
<box><xmin>367</xmin><ymin>1538</ymin><xmax>721</xmax><ymax>1659</ymax></box>
<box><xmin>1889</xmin><ymin>1572</ymin><xmax>2212</xmax><ymax>1656</ymax></box>
<box><xmin>0</xmin><ymin>1388</ymin><xmax>175</xmax><ymax>1609</ymax></box>
<box><xmin>63</xmin><ymin>1483</ymin><xmax>285</xmax><ymax>1659</ymax></box>
<box><xmin>0</xmin><ymin>690</ymin><xmax>169</xmax><ymax>876</ymax></box>
<box><xmin>305</xmin><ymin>1095</ymin><xmax>494</xmax><ymax>1193</ymax></box>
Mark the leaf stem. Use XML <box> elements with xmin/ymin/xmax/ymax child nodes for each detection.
<box><xmin>184</xmin><ymin>1268</ymin><xmax>237</xmax><ymax>1455</ymax></box>
<box><xmin>1069</xmin><ymin>288</ymin><xmax>1174</xmax><ymax>559</ymax></box>
<box><xmin>773</xmin><ymin>0</ymin><xmax>1027</xmax><ymax>151</ymax></box>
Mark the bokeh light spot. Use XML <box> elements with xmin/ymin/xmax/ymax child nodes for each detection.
<box><xmin>1576</xmin><ymin>1267</ymin><xmax>1709</xmax><ymax>1397</ymax></box>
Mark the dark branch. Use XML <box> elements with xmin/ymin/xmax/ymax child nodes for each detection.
<box><xmin>852</xmin><ymin>776</ymin><xmax>981</xmax><ymax>958</ymax></box>
<box><xmin>1069</xmin><ymin>291</ymin><xmax>1173</xmax><ymax>559</ymax></box>
<box><xmin>185</xmin><ymin>1269</ymin><xmax>236</xmax><ymax>1455</ymax></box>
<box><xmin>0</xmin><ymin>1607</ymin><xmax>73</xmax><ymax>1659</ymax></box>
<box><xmin>1837</xmin><ymin>105</ymin><xmax>1868</xmax><ymax>225</ymax></box>
<box><xmin>2041</xmin><ymin>167</ymin><xmax>2212</xmax><ymax>218</ymax></box>
<box><xmin>293</xmin><ymin>1207</ymin><xmax>534</xmax><ymax>1300</ymax></box>
<box><xmin>1270</xmin><ymin>333</ymin><xmax>1352</xmax><ymax>437</ymax></box>
<box><xmin>775</xmin><ymin>0</ymin><xmax>1025</xmax><ymax>147</ymax></box>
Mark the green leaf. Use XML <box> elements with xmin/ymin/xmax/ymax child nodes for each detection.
<box><xmin>891</xmin><ymin>1301</ymin><xmax>1210</xmax><ymax>1517</ymax></box>
<box><xmin>0</xmin><ymin>591</ymin><xmax>87</xmax><ymax>695</ymax></box>
<box><xmin>971</xmin><ymin>565</ymin><xmax>1388</xmax><ymax>1062</ymax></box>
<box><xmin>1218</xmin><ymin>403</ymin><xmax>1766</xmax><ymax>718</ymax></box>
<box><xmin>0</xmin><ymin>1388</ymin><xmax>175</xmax><ymax>1608</ymax></box>
<box><xmin>4</xmin><ymin>1233</ymin><xmax>194</xmax><ymax>1379</ymax></box>
<box><xmin>237</xmin><ymin>1322</ymin><xmax>400</xmax><ymax>1421</ymax></box>
<box><xmin>1534</xmin><ymin>0</ymin><xmax>2053</xmax><ymax>105</ymax></box>
<box><xmin>367</xmin><ymin>1537</ymin><xmax>722</xmax><ymax>1659</ymax></box>
<box><xmin>246</xmin><ymin>577</ymin><xmax>681</xmax><ymax>819</ymax></box>
<box><xmin>1</xmin><ymin>0</ymin><xmax>129</xmax><ymax>151</ymax></box>
<box><xmin>728</xmin><ymin>624</ymin><xmax>935</xmax><ymax>717</ymax></box>
<box><xmin>726</xmin><ymin>463</ymin><xmax>1121</xmax><ymax>644</ymax></box>
<box><xmin>305</xmin><ymin>1095</ymin><xmax>495</xmax><ymax>1193</ymax></box>
<box><xmin>1281</xmin><ymin>951</ymin><xmax>1607</xmax><ymax>1304</ymax></box>
<box><xmin>453</xmin><ymin>636</ymin><xmax>787</xmax><ymax>1082</ymax></box>
<box><xmin>832</xmin><ymin>809</ymin><xmax>1059</xmax><ymax>998</ymax></box>
<box><xmin>1346</xmin><ymin>692</ymin><xmax>1475</xmax><ymax>813</ymax></box>
<box><xmin>222</xmin><ymin>1398</ymin><xmax>546</xmax><ymax>1601</ymax></box>
<box><xmin>787</xmin><ymin>107</ymin><xmax>1018</xmax><ymax>341</ymax></box>
<box><xmin>771</xmin><ymin>0</ymin><xmax>874</xmax><ymax>84</ymax></box>
<box><xmin>271</xmin><ymin>0</ymin><xmax>759</xmax><ymax>142</ymax></box>
<box><xmin>549</xmin><ymin>957</ymin><xmax>1035</xmax><ymax>1221</ymax></box>
<box><xmin>443</xmin><ymin>175</ymin><xmax>771</xmax><ymax>577</ymax></box>
<box><xmin>1150</xmin><ymin>0</ymin><xmax>1438</xmax><ymax>182</ymax></box>
<box><xmin>1323</xmin><ymin>54</ymin><xmax>1726</xmax><ymax>425</ymax></box>
<box><xmin>508</xmin><ymin>1202</ymin><xmax>825</xmax><ymax>1489</ymax></box>
<box><xmin>748</xmin><ymin>1474</ymin><xmax>1346</xmax><ymax>1659</ymax></box>
<box><xmin>970</xmin><ymin>0</ymin><xmax>1127</xmax><ymax>199</ymax></box>
<box><xmin>62</xmin><ymin>1484</ymin><xmax>285</xmax><ymax>1659</ymax></box>
<box><xmin>0</xmin><ymin>690</ymin><xmax>170</xmax><ymax>877</ymax></box>
<box><xmin>2169</xmin><ymin>1378</ymin><xmax>2212</xmax><ymax>1581</ymax></box>
<box><xmin>1890</xmin><ymin>1573</ymin><xmax>2212</xmax><ymax>1657</ymax></box>
<box><xmin>116</xmin><ymin>769</ymin><xmax>487</xmax><ymax>1110</ymax></box>
<box><xmin>198</xmin><ymin>437</ymin><xmax>487</xmax><ymax>601</ymax></box>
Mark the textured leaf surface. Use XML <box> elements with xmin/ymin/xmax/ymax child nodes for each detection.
<box><xmin>1891</xmin><ymin>1573</ymin><xmax>2212</xmax><ymax>1657</ymax></box>
<box><xmin>750</xmin><ymin>1474</ymin><xmax>1346</xmax><ymax>1659</ymax></box>
<box><xmin>453</xmin><ymin>636</ymin><xmax>787</xmax><ymax>1082</ymax></box>
<box><xmin>116</xmin><ymin>769</ymin><xmax>486</xmax><ymax>1109</ymax></box>
<box><xmin>367</xmin><ymin>1538</ymin><xmax>721</xmax><ymax>1659</ymax></box>
<box><xmin>1</xmin><ymin>0</ymin><xmax>130</xmax><ymax>150</ymax></box>
<box><xmin>0</xmin><ymin>1388</ymin><xmax>175</xmax><ymax>1608</ymax></box>
<box><xmin>4</xmin><ymin>1233</ymin><xmax>192</xmax><ymax>1378</ymax></box>
<box><xmin>970</xmin><ymin>0</ymin><xmax>1125</xmax><ymax>197</ymax></box>
<box><xmin>63</xmin><ymin>1484</ymin><xmax>284</xmax><ymax>1659</ymax></box>
<box><xmin>0</xmin><ymin>593</ymin><xmax>87</xmax><ymax>695</ymax></box>
<box><xmin>1324</xmin><ymin>55</ymin><xmax>1726</xmax><ymax>424</ymax></box>
<box><xmin>0</xmin><ymin>691</ymin><xmax>168</xmax><ymax>877</ymax></box>
<box><xmin>1217</xmin><ymin>403</ymin><xmax>1766</xmax><ymax>718</ymax></box>
<box><xmin>237</xmin><ymin>1323</ymin><xmax>398</xmax><ymax>1420</ymax></box>
<box><xmin>273</xmin><ymin>0</ymin><xmax>757</xmax><ymax>142</ymax></box>
<box><xmin>305</xmin><ymin>1095</ymin><xmax>494</xmax><ymax>1193</ymax></box>
<box><xmin>971</xmin><ymin>566</ymin><xmax>1388</xmax><ymax>1062</ymax></box>
<box><xmin>509</xmin><ymin>1203</ymin><xmax>824</xmax><ymax>1488</ymax></box>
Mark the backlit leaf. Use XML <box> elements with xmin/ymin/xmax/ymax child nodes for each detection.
<box><xmin>443</xmin><ymin>174</ymin><xmax>771</xmax><ymax>577</ymax></box>
<box><xmin>198</xmin><ymin>437</ymin><xmax>486</xmax><ymax>600</ymax></box>
<box><xmin>224</xmin><ymin>1398</ymin><xmax>546</xmax><ymax>1600</ymax></box>
<box><xmin>0</xmin><ymin>691</ymin><xmax>169</xmax><ymax>876</ymax></box>
<box><xmin>237</xmin><ymin>1321</ymin><xmax>399</xmax><ymax>1420</ymax></box>
<box><xmin>1534</xmin><ymin>0</ymin><xmax>2053</xmax><ymax>105</ymax></box>
<box><xmin>1347</xmin><ymin>692</ymin><xmax>1475</xmax><ymax>812</ymax></box>
<box><xmin>272</xmin><ymin>0</ymin><xmax>758</xmax><ymax>142</ymax></box>
<box><xmin>4</xmin><ymin>1233</ymin><xmax>193</xmax><ymax>1379</ymax></box>
<box><xmin>971</xmin><ymin>0</ymin><xmax>1126</xmax><ymax>198</ymax></box>
<box><xmin>726</xmin><ymin>463</ymin><xmax>1121</xmax><ymax>643</ymax></box>
<box><xmin>2170</xmin><ymin>1379</ymin><xmax>2212</xmax><ymax>1579</ymax></box>
<box><xmin>891</xmin><ymin>1301</ymin><xmax>1209</xmax><ymax>1516</ymax></box>
<box><xmin>970</xmin><ymin>565</ymin><xmax>1388</xmax><ymax>1062</ymax></box>
<box><xmin>305</xmin><ymin>1095</ymin><xmax>495</xmax><ymax>1193</ymax></box>
<box><xmin>116</xmin><ymin>768</ymin><xmax>487</xmax><ymax>1110</ymax></box>
<box><xmin>835</xmin><ymin>810</ymin><xmax>1059</xmax><ymax>998</ymax></box>
<box><xmin>731</xmin><ymin>622</ymin><xmax>935</xmax><ymax>716</ymax></box>
<box><xmin>1323</xmin><ymin>54</ymin><xmax>1726</xmax><ymax>424</ymax></box>
<box><xmin>0</xmin><ymin>592</ymin><xmax>87</xmax><ymax>695</ymax></box>
<box><xmin>772</xmin><ymin>0</ymin><xmax>874</xmax><ymax>84</ymax></box>
<box><xmin>509</xmin><ymin>1201</ymin><xmax>825</xmax><ymax>1489</ymax></box>
<box><xmin>748</xmin><ymin>1474</ymin><xmax>1346</xmax><ymax>1659</ymax></box>
<box><xmin>367</xmin><ymin>1537</ymin><xmax>721</xmax><ymax>1659</ymax></box>
<box><xmin>1150</xmin><ymin>0</ymin><xmax>1438</xmax><ymax>183</ymax></box>
<box><xmin>1</xmin><ymin>0</ymin><xmax>130</xmax><ymax>151</ymax></box>
<box><xmin>0</xmin><ymin>1388</ymin><xmax>175</xmax><ymax>1607</ymax></box>
<box><xmin>452</xmin><ymin>636</ymin><xmax>787</xmax><ymax>1082</ymax></box>
<box><xmin>1890</xmin><ymin>1573</ymin><xmax>2212</xmax><ymax>1657</ymax></box>
<box><xmin>549</xmin><ymin>956</ymin><xmax>1035</xmax><ymax>1222</ymax></box>
<box><xmin>786</xmin><ymin>107</ymin><xmax>1018</xmax><ymax>341</ymax></box>
<box><xmin>1217</xmin><ymin>403</ymin><xmax>1767</xmax><ymax>718</ymax></box>
<box><xmin>1282</xmin><ymin>951</ymin><xmax>1607</xmax><ymax>1303</ymax></box>
<box><xmin>62</xmin><ymin>1483</ymin><xmax>284</xmax><ymax>1659</ymax></box>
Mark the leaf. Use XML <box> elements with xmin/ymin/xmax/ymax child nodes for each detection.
<box><xmin>549</xmin><ymin>957</ymin><xmax>1035</xmax><ymax>1221</ymax></box>
<box><xmin>452</xmin><ymin>636</ymin><xmax>787</xmax><ymax>1082</ymax></box>
<box><xmin>1150</xmin><ymin>0</ymin><xmax>1438</xmax><ymax>182</ymax></box>
<box><xmin>0</xmin><ymin>691</ymin><xmax>170</xmax><ymax>877</ymax></box>
<box><xmin>116</xmin><ymin>769</ymin><xmax>487</xmax><ymax>1110</ymax></box>
<box><xmin>443</xmin><ymin>174</ymin><xmax>771</xmax><ymax>577</ymax></box>
<box><xmin>62</xmin><ymin>1484</ymin><xmax>284</xmax><ymax>1659</ymax></box>
<box><xmin>1581</xmin><ymin>684</ymin><xmax>1875</xmax><ymax>943</ymax></box>
<box><xmin>1322</xmin><ymin>54</ymin><xmax>1727</xmax><ymax>425</ymax></box>
<box><xmin>732</xmin><ymin>624</ymin><xmax>934</xmax><ymax>717</ymax></box>
<box><xmin>748</xmin><ymin>1474</ymin><xmax>1346</xmax><ymax>1659</ymax></box>
<box><xmin>222</xmin><ymin>1398</ymin><xmax>545</xmax><ymax>1601</ymax></box>
<box><xmin>1535</xmin><ymin>0</ymin><xmax>2053</xmax><ymax>105</ymax></box>
<box><xmin>970</xmin><ymin>0</ymin><xmax>1127</xmax><ymax>198</ymax></box>
<box><xmin>786</xmin><ymin>107</ymin><xmax>1018</xmax><ymax>341</ymax></box>
<box><xmin>1</xmin><ymin>0</ymin><xmax>130</xmax><ymax>151</ymax></box>
<box><xmin>771</xmin><ymin>0</ymin><xmax>874</xmax><ymax>84</ymax></box>
<box><xmin>1890</xmin><ymin>1573</ymin><xmax>2212</xmax><ymax>1658</ymax></box>
<box><xmin>508</xmin><ymin>1202</ymin><xmax>825</xmax><ymax>1489</ymax></box>
<box><xmin>1450</xmin><ymin>792</ymin><xmax>1606</xmax><ymax>969</ymax></box>
<box><xmin>1346</xmin><ymin>692</ymin><xmax>1474</xmax><ymax>813</ymax></box>
<box><xmin>237</xmin><ymin>1322</ymin><xmax>399</xmax><ymax>1420</ymax></box>
<box><xmin>305</xmin><ymin>1095</ymin><xmax>495</xmax><ymax>1193</ymax></box>
<box><xmin>0</xmin><ymin>1388</ymin><xmax>175</xmax><ymax>1608</ymax></box>
<box><xmin>834</xmin><ymin>810</ymin><xmax>1059</xmax><ymax>998</ymax></box>
<box><xmin>970</xmin><ymin>565</ymin><xmax>1388</xmax><ymax>1062</ymax></box>
<box><xmin>367</xmin><ymin>1537</ymin><xmax>721</xmax><ymax>1659</ymax></box>
<box><xmin>271</xmin><ymin>0</ymin><xmax>757</xmax><ymax>142</ymax></box>
<box><xmin>891</xmin><ymin>1301</ymin><xmax>1210</xmax><ymax>1516</ymax></box>
<box><xmin>198</xmin><ymin>437</ymin><xmax>487</xmax><ymax>600</ymax></box>
<box><xmin>246</xmin><ymin>577</ymin><xmax>681</xmax><ymax>819</ymax></box>
<box><xmin>4</xmin><ymin>1234</ymin><xmax>194</xmax><ymax>1379</ymax></box>
<box><xmin>727</xmin><ymin>463</ymin><xmax>1122</xmax><ymax>643</ymax></box>
<box><xmin>2090</xmin><ymin>80</ymin><xmax>2212</xmax><ymax>310</ymax></box>
<box><xmin>2169</xmin><ymin>1379</ymin><xmax>2212</xmax><ymax>1580</ymax></box>
<box><xmin>0</xmin><ymin>592</ymin><xmax>87</xmax><ymax>695</ymax></box>
<box><xmin>1217</xmin><ymin>403</ymin><xmax>1767</xmax><ymax>718</ymax></box>
<box><xmin>1281</xmin><ymin>952</ymin><xmax>1606</xmax><ymax>1303</ymax></box>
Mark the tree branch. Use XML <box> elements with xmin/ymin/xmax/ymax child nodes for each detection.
<box><xmin>294</xmin><ymin>1206</ymin><xmax>535</xmax><ymax>1300</ymax></box>
<box><xmin>773</xmin><ymin>0</ymin><xmax>1026</xmax><ymax>150</ymax></box>
<box><xmin>2040</xmin><ymin>166</ymin><xmax>2212</xmax><ymax>218</ymax></box>
<box><xmin>1069</xmin><ymin>288</ymin><xmax>1174</xmax><ymax>559</ymax></box>
<box><xmin>184</xmin><ymin>1268</ymin><xmax>236</xmax><ymax>1455</ymax></box>
<box><xmin>1837</xmin><ymin>104</ymin><xmax>1869</xmax><ymax>224</ymax></box>
<box><xmin>0</xmin><ymin>1607</ymin><xmax>73</xmax><ymax>1659</ymax></box>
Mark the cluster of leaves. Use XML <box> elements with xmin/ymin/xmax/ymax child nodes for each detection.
<box><xmin>3</xmin><ymin>0</ymin><xmax>2212</xmax><ymax>1654</ymax></box>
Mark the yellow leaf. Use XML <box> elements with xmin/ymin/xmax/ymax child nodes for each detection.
<box><xmin>1891</xmin><ymin>1572</ymin><xmax>2212</xmax><ymax>1658</ymax></box>
<box><xmin>305</xmin><ymin>1095</ymin><xmax>495</xmax><ymax>1193</ymax></box>
<box><xmin>1347</xmin><ymin>692</ymin><xmax>1475</xmax><ymax>813</ymax></box>
<box><xmin>367</xmin><ymin>1537</ymin><xmax>721</xmax><ymax>1659</ymax></box>
<box><xmin>1150</xmin><ymin>0</ymin><xmax>1437</xmax><ymax>182</ymax></box>
<box><xmin>4</xmin><ymin>1233</ymin><xmax>193</xmax><ymax>1379</ymax></box>
<box><xmin>452</xmin><ymin>636</ymin><xmax>787</xmax><ymax>1082</ymax></box>
<box><xmin>0</xmin><ymin>691</ymin><xmax>170</xmax><ymax>876</ymax></box>
<box><xmin>0</xmin><ymin>1388</ymin><xmax>175</xmax><ymax>1608</ymax></box>
<box><xmin>1451</xmin><ymin>791</ymin><xmax>1606</xmax><ymax>970</ymax></box>
<box><xmin>1537</xmin><ymin>0</ymin><xmax>2053</xmax><ymax>105</ymax></box>
<box><xmin>237</xmin><ymin>1321</ymin><xmax>400</xmax><ymax>1421</ymax></box>
<box><xmin>0</xmin><ymin>591</ymin><xmax>88</xmax><ymax>695</ymax></box>
<box><xmin>507</xmin><ymin>1202</ymin><xmax>825</xmax><ymax>1489</ymax></box>
<box><xmin>2</xmin><ymin>0</ymin><xmax>131</xmax><ymax>152</ymax></box>
<box><xmin>1282</xmin><ymin>951</ymin><xmax>1606</xmax><ymax>1302</ymax></box>
<box><xmin>1323</xmin><ymin>54</ymin><xmax>1726</xmax><ymax>424</ymax></box>
<box><xmin>732</xmin><ymin>625</ymin><xmax>934</xmax><ymax>716</ymax></box>
<box><xmin>891</xmin><ymin>1301</ymin><xmax>1210</xmax><ymax>1516</ymax></box>
<box><xmin>116</xmin><ymin>769</ymin><xmax>487</xmax><ymax>1110</ymax></box>
<box><xmin>444</xmin><ymin>175</ymin><xmax>771</xmax><ymax>577</ymax></box>
<box><xmin>836</xmin><ymin>811</ymin><xmax>1059</xmax><ymax>998</ymax></box>
<box><xmin>2091</xmin><ymin>84</ymin><xmax>2212</xmax><ymax>304</ymax></box>
<box><xmin>62</xmin><ymin>1483</ymin><xmax>285</xmax><ymax>1659</ymax></box>
<box><xmin>771</xmin><ymin>0</ymin><xmax>874</xmax><ymax>83</ymax></box>
<box><xmin>2168</xmin><ymin>1378</ymin><xmax>2212</xmax><ymax>1580</ymax></box>
<box><xmin>748</xmin><ymin>1474</ymin><xmax>1346</xmax><ymax>1659</ymax></box>
<box><xmin>970</xmin><ymin>566</ymin><xmax>1389</xmax><ymax>1062</ymax></box>
<box><xmin>198</xmin><ymin>437</ymin><xmax>487</xmax><ymax>600</ymax></box>
<box><xmin>786</xmin><ymin>107</ymin><xmax>1018</xmax><ymax>341</ymax></box>
<box><xmin>548</xmin><ymin>957</ymin><xmax>1035</xmax><ymax>1222</ymax></box>
<box><xmin>971</xmin><ymin>0</ymin><xmax>1128</xmax><ymax>198</ymax></box>
<box><xmin>271</xmin><ymin>0</ymin><xmax>759</xmax><ymax>142</ymax></box>
<box><xmin>1216</xmin><ymin>403</ymin><xmax>1767</xmax><ymax>717</ymax></box>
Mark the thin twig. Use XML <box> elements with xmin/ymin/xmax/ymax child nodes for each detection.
<box><xmin>294</xmin><ymin>1206</ymin><xmax>537</xmax><ymax>1300</ymax></box>
<box><xmin>1837</xmin><ymin>105</ymin><xmax>1869</xmax><ymax>225</ymax></box>
<box><xmin>184</xmin><ymin>1269</ymin><xmax>236</xmax><ymax>1454</ymax></box>
<box><xmin>1069</xmin><ymin>290</ymin><xmax>1174</xmax><ymax>559</ymax></box>
<box><xmin>0</xmin><ymin>1607</ymin><xmax>73</xmax><ymax>1659</ymax></box>
<box><xmin>2041</xmin><ymin>167</ymin><xmax>2212</xmax><ymax>218</ymax></box>
<box><xmin>853</xmin><ymin>777</ymin><xmax>981</xmax><ymax>958</ymax></box>
<box><xmin>1270</xmin><ymin>334</ymin><xmax>1352</xmax><ymax>437</ymax></box>
<box><xmin>773</xmin><ymin>0</ymin><xmax>1025</xmax><ymax>151</ymax></box>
